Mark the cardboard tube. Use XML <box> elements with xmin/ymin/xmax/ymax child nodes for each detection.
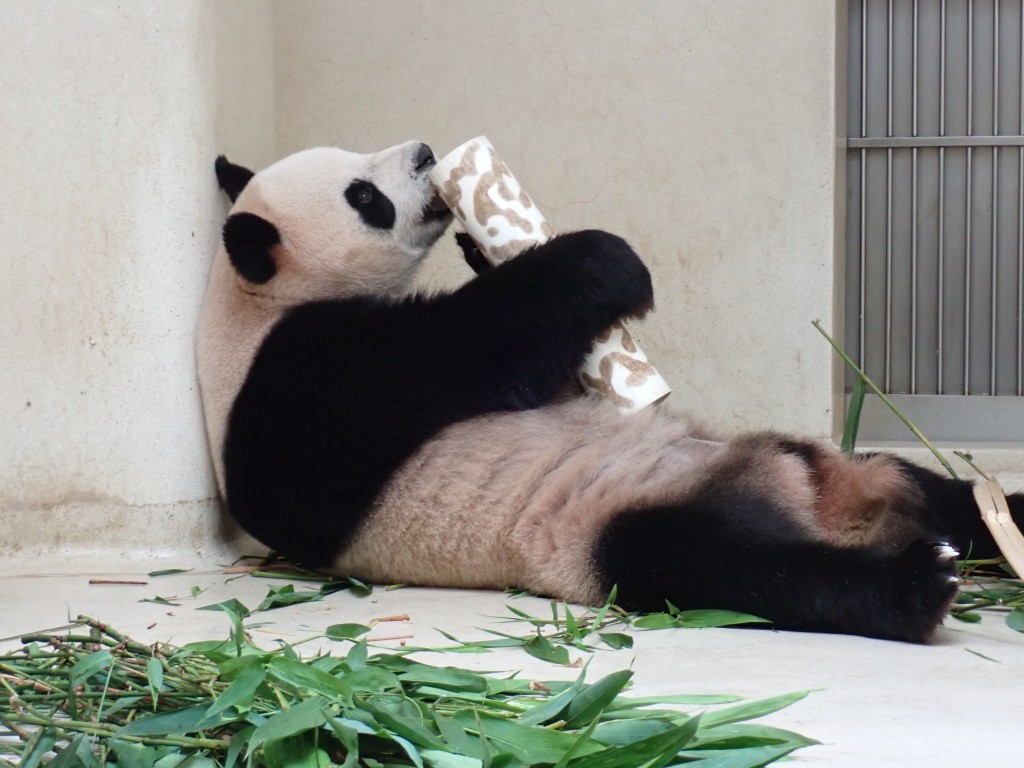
<box><xmin>429</xmin><ymin>136</ymin><xmax>670</xmax><ymax>414</ymax></box>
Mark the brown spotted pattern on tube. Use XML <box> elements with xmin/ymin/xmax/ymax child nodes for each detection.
<box><xmin>429</xmin><ymin>136</ymin><xmax>670</xmax><ymax>414</ymax></box>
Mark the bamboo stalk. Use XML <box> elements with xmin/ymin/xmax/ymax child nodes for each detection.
<box><xmin>974</xmin><ymin>478</ymin><xmax>1024</xmax><ymax>578</ymax></box>
<box><xmin>813</xmin><ymin>320</ymin><xmax>959</xmax><ymax>478</ymax></box>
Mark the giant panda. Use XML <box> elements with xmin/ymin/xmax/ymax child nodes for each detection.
<box><xmin>196</xmin><ymin>140</ymin><xmax>1023</xmax><ymax>643</ymax></box>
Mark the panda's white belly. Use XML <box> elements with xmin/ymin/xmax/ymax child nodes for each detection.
<box><xmin>331</xmin><ymin>397</ymin><xmax>725</xmax><ymax>603</ymax></box>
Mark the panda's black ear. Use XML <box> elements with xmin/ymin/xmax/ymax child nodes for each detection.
<box><xmin>223</xmin><ymin>212</ymin><xmax>279</xmax><ymax>284</ymax></box>
<box><xmin>215</xmin><ymin>155</ymin><xmax>255</xmax><ymax>203</ymax></box>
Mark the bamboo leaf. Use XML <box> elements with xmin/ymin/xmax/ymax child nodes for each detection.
<box><xmin>118</xmin><ymin>703</ymin><xmax>213</xmax><ymax>736</ymax></box>
<box><xmin>564</xmin><ymin>715</ymin><xmax>700</xmax><ymax>768</ymax></box>
<box><xmin>262</xmin><ymin>733</ymin><xmax>332</xmax><ymax>768</ymax></box>
<box><xmin>248</xmin><ymin>699</ymin><xmax>328</xmax><ymax>752</ymax></box>
<box><xmin>69</xmin><ymin>649</ymin><xmax>112</xmax><ymax>685</ymax></box>
<box><xmin>596</xmin><ymin>633</ymin><xmax>633</xmax><ymax>650</ymax></box>
<box><xmin>146</xmin><ymin>656</ymin><xmax>164</xmax><ymax>712</ymax></box>
<box><xmin>564</xmin><ymin>670</ymin><xmax>633</xmax><ymax>729</ymax></box>
<box><xmin>699</xmin><ymin>691</ymin><xmax>812</xmax><ymax>729</ymax></box>
<box><xmin>147</xmin><ymin>568</ymin><xmax>192</xmax><ymax>577</ymax></box>
<box><xmin>203</xmin><ymin>663</ymin><xmax>266</xmax><ymax>723</ymax></box>
<box><xmin>267</xmin><ymin>657</ymin><xmax>353</xmax><ymax>703</ymax></box>
<box><xmin>524</xmin><ymin>634</ymin><xmax>571</xmax><ymax>665</ymax></box>
<box><xmin>1006</xmin><ymin>607</ymin><xmax>1024</xmax><ymax>633</ymax></box>
<box><xmin>325</xmin><ymin>623</ymin><xmax>371</xmax><ymax>641</ymax></box>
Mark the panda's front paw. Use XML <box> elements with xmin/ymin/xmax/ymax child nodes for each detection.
<box><xmin>455</xmin><ymin>232</ymin><xmax>493</xmax><ymax>276</ymax></box>
<box><xmin>551</xmin><ymin>230</ymin><xmax>655</xmax><ymax>322</ymax></box>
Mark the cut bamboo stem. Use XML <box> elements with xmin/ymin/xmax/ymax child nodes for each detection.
<box><xmin>972</xmin><ymin>477</ymin><xmax>1024</xmax><ymax>577</ymax></box>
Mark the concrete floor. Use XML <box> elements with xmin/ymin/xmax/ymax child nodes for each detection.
<box><xmin>1</xmin><ymin>564</ymin><xmax>1022</xmax><ymax>767</ymax></box>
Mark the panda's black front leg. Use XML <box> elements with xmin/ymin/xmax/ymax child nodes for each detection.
<box><xmin>439</xmin><ymin>229</ymin><xmax>654</xmax><ymax>412</ymax></box>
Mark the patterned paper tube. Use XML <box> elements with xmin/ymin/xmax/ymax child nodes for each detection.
<box><xmin>429</xmin><ymin>136</ymin><xmax>671</xmax><ymax>414</ymax></box>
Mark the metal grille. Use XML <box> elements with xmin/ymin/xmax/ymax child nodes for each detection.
<box><xmin>846</xmin><ymin>0</ymin><xmax>1024</xmax><ymax>411</ymax></box>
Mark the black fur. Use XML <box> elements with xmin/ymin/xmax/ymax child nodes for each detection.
<box><xmin>215</xmin><ymin>155</ymin><xmax>255</xmax><ymax>203</ymax></box>
<box><xmin>224</xmin><ymin>230</ymin><xmax>653</xmax><ymax>567</ymax></box>
<box><xmin>887</xmin><ymin>456</ymin><xmax>1024</xmax><ymax>560</ymax></box>
<box><xmin>222</xmin><ymin>213</ymin><xmax>280</xmax><ymax>285</ymax></box>
<box><xmin>345</xmin><ymin>180</ymin><xmax>396</xmax><ymax>230</ymax></box>
<box><xmin>455</xmin><ymin>231</ymin><xmax>494</xmax><ymax>276</ymax></box>
<box><xmin>594</xmin><ymin>500</ymin><xmax>959</xmax><ymax>642</ymax></box>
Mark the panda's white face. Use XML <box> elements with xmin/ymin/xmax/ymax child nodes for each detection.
<box><xmin>225</xmin><ymin>141</ymin><xmax>452</xmax><ymax>304</ymax></box>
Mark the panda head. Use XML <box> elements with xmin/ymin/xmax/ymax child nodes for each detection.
<box><xmin>215</xmin><ymin>141</ymin><xmax>452</xmax><ymax>304</ymax></box>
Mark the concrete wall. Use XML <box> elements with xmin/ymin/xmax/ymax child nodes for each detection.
<box><xmin>1</xmin><ymin>2</ymin><xmax>861</xmax><ymax>568</ymax></box>
<box><xmin>0</xmin><ymin>1</ymin><xmax>274</xmax><ymax>568</ymax></box>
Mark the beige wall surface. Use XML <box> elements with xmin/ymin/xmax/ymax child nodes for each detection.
<box><xmin>274</xmin><ymin>0</ymin><xmax>844</xmax><ymax>436</ymax></box>
<box><xmin>2</xmin><ymin>1</ymin><xmax>849</xmax><ymax>566</ymax></box>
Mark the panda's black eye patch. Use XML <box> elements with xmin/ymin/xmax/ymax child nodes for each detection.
<box><xmin>345</xmin><ymin>180</ymin><xmax>396</xmax><ymax>231</ymax></box>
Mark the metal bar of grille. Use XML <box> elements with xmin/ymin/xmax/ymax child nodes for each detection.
<box><xmin>859</xmin><ymin>0</ymin><xmax>868</xmax><ymax>371</ymax></box>
<box><xmin>885</xmin><ymin>0</ymin><xmax>894</xmax><ymax>392</ymax></box>
<box><xmin>911</xmin><ymin>0</ymin><xmax>919</xmax><ymax>393</ymax></box>
<box><xmin>964</xmin><ymin>0</ymin><xmax>973</xmax><ymax>396</ymax></box>
<box><xmin>849</xmin><ymin>134</ymin><xmax>1024</xmax><ymax>147</ymax></box>
<box><xmin>992</xmin><ymin>1</ymin><xmax>999</xmax><ymax>393</ymax></box>
<box><xmin>939</xmin><ymin>0</ymin><xmax>946</xmax><ymax>394</ymax></box>
<box><xmin>1019</xmin><ymin>0</ymin><xmax>1024</xmax><ymax>397</ymax></box>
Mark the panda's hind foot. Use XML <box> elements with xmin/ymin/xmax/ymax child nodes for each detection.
<box><xmin>878</xmin><ymin>539</ymin><xmax>960</xmax><ymax>642</ymax></box>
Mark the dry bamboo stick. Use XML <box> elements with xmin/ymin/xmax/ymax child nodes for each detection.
<box><xmin>973</xmin><ymin>476</ymin><xmax>1024</xmax><ymax>577</ymax></box>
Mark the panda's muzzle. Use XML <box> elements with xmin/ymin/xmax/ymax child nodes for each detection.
<box><xmin>414</xmin><ymin>143</ymin><xmax>437</xmax><ymax>173</ymax></box>
<box><xmin>423</xmin><ymin>191</ymin><xmax>453</xmax><ymax>222</ymax></box>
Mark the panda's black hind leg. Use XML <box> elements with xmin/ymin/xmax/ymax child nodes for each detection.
<box><xmin>593</xmin><ymin>502</ymin><xmax>961</xmax><ymax>643</ymax></box>
<box><xmin>888</xmin><ymin>456</ymin><xmax>1024</xmax><ymax>561</ymax></box>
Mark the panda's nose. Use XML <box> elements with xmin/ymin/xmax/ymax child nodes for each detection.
<box><xmin>414</xmin><ymin>143</ymin><xmax>436</xmax><ymax>173</ymax></box>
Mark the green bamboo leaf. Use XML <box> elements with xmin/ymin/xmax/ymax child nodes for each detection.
<box><xmin>248</xmin><ymin>699</ymin><xmax>328</xmax><ymax>752</ymax></box>
<box><xmin>346</xmin><ymin>640</ymin><xmax>368</xmax><ymax>670</ymax></box>
<box><xmin>140</xmin><ymin>596</ymin><xmax>181</xmax><ymax>607</ymax></box>
<box><xmin>146</xmin><ymin>657</ymin><xmax>164</xmax><ymax>712</ymax></box>
<box><xmin>434</xmin><ymin>712</ymin><xmax>481</xmax><ymax>758</ymax></box>
<box><xmin>325</xmin><ymin>623</ymin><xmax>371</xmax><ymax>640</ymax></box>
<box><xmin>203</xmin><ymin>663</ymin><xmax>266</xmax><ymax>722</ymax></box>
<box><xmin>596</xmin><ymin>633</ymin><xmax>633</xmax><ymax>650</ymax></box>
<box><xmin>675</xmin><ymin>742</ymin><xmax>807</xmax><ymax>767</ymax></box>
<box><xmin>421</xmin><ymin>749</ymin><xmax>483</xmax><ymax>768</ymax></box>
<box><xmin>524</xmin><ymin>634</ymin><xmax>571</xmax><ymax>665</ymax></box>
<box><xmin>109</xmin><ymin>740</ymin><xmax>158</xmax><ymax>768</ymax></box>
<box><xmin>343</xmin><ymin>666</ymin><xmax>403</xmax><ymax>693</ymax></box>
<box><xmin>197</xmin><ymin>598</ymin><xmax>251</xmax><ymax>618</ymax></box>
<box><xmin>953</xmin><ymin>611</ymin><xmax>983</xmax><ymax>623</ymax></box>
<box><xmin>1006</xmin><ymin>607</ymin><xmax>1024</xmax><ymax>632</ymax></box>
<box><xmin>398</xmin><ymin>666</ymin><xmax>489</xmax><ymax>693</ymax></box>
<box><xmin>455</xmin><ymin>711</ymin><xmax>601</xmax><ymax>764</ymax></box>
<box><xmin>700</xmin><ymin>691</ymin><xmax>812</xmax><ymax>729</ymax></box>
<box><xmin>669</xmin><ymin>610</ymin><xmax>770</xmax><ymax>628</ymax></box>
<box><xmin>362</xmin><ymin>697</ymin><xmax>445</xmax><ymax>750</ymax></box>
<box><xmin>326</xmin><ymin>719</ymin><xmax>362</xmax><ymax>768</ymax></box>
<box><xmin>630</xmin><ymin>613</ymin><xmax>677</xmax><ymax>630</ymax></box>
<box><xmin>518</xmin><ymin>667</ymin><xmax>588</xmax><ymax>727</ymax></box>
<box><xmin>69</xmin><ymin>649</ymin><xmax>112</xmax><ymax>685</ymax></box>
<box><xmin>49</xmin><ymin>735</ymin><xmax>98</xmax><ymax>768</ymax></box>
<box><xmin>224</xmin><ymin>726</ymin><xmax>255</xmax><ymax>768</ymax></box>
<box><xmin>268</xmin><ymin>656</ymin><xmax>353</xmax><ymax>703</ymax></box>
<box><xmin>262</xmin><ymin>733</ymin><xmax>332</xmax><ymax>768</ymax></box>
<box><xmin>591</xmin><ymin>717</ymin><xmax>678</xmax><ymax>747</ymax></box>
<box><xmin>256</xmin><ymin>584</ymin><xmax>336</xmax><ymax>612</ymax></box>
<box><xmin>147</xmin><ymin>568</ymin><xmax>192</xmax><ymax>577</ymax></box>
<box><xmin>564</xmin><ymin>715</ymin><xmax>700</xmax><ymax>768</ymax></box>
<box><xmin>19</xmin><ymin>727</ymin><xmax>56</xmax><ymax>768</ymax></box>
<box><xmin>118</xmin><ymin>703</ymin><xmax>212</xmax><ymax>736</ymax></box>
<box><xmin>563</xmin><ymin>604</ymin><xmax>582</xmax><ymax>642</ymax></box>
<box><xmin>564</xmin><ymin>670</ymin><xmax>633</xmax><ymax>729</ymax></box>
<box><xmin>607</xmin><ymin>693</ymin><xmax>742</xmax><ymax>710</ymax></box>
